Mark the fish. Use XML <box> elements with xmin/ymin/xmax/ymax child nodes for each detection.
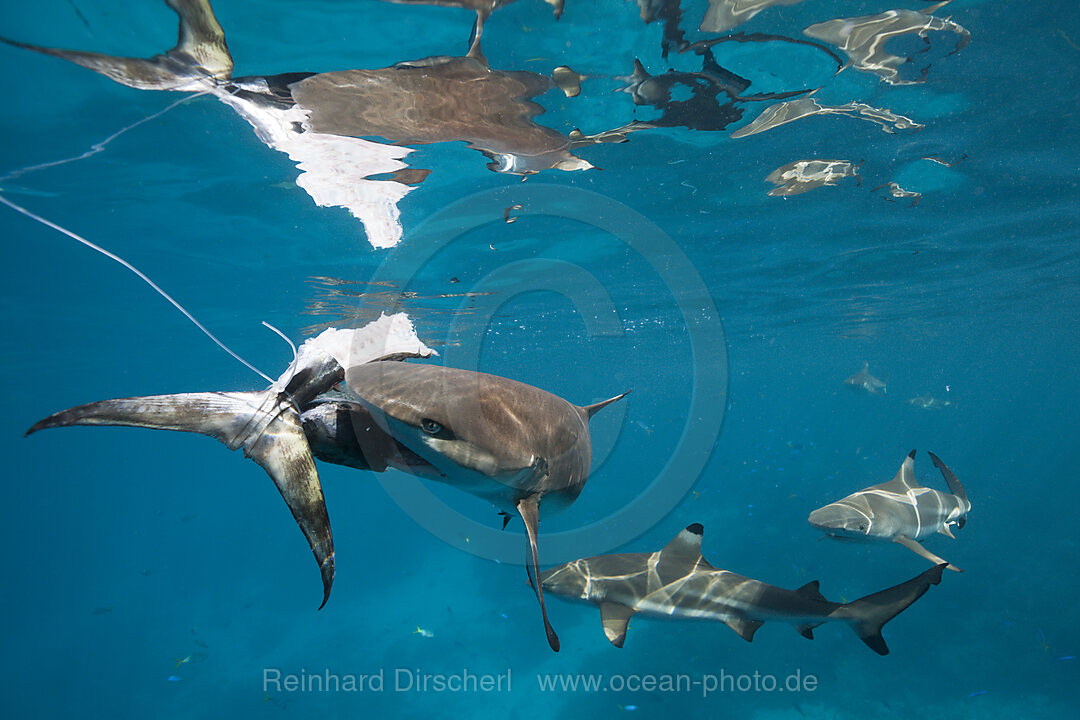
<box><xmin>809</xmin><ymin>450</ymin><xmax>970</xmax><ymax>571</ymax></box>
<box><xmin>731</xmin><ymin>97</ymin><xmax>923</xmax><ymax>139</ymax></box>
<box><xmin>26</xmin><ymin>314</ymin><xmax>627</xmax><ymax>651</ymax></box>
<box><xmin>700</xmin><ymin>0</ymin><xmax>806</xmax><ymax>34</ymax></box>
<box><xmin>541</xmin><ymin>523</ymin><xmax>946</xmax><ymax>654</ymax></box>
<box><xmin>844</xmin><ymin>362</ymin><xmax>886</xmax><ymax>395</ymax></box>
<box><xmin>803</xmin><ymin>1</ymin><xmax>970</xmax><ymax>86</ymax></box>
<box><xmin>1</xmin><ymin>0</ymin><xmax>591</xmax><ymax>249</ymax></box>
<box><xmin>337</xmin><ymin>360</ymin><xmax>629</xmax><ymax>651</ymax></box>
<box><xmin>907</xmin><ymin>393</ymin><xmax>954</xmax><ymax>410</ymax></box>
<box><xmin>765</xmin><ymin>159</ymin><xmax>860</xmax><ymax>196</ymax></box>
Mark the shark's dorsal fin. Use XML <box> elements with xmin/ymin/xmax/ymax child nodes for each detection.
<box><xmin>881</xmin><ymin>449</ymin><xmax>918</xmax><ymax>491</ymax></box>
<box><xmin>794</xmin><ymin>580</ymin><xmax>828</xmax><ymax>603</ymax></box>
<box><xmin>661</xmin><ymin>523</ymin><xmax>705</xmax><ymax>560</ymax></box>
<box><xmin>724</xmin><ymin>617</ymin><xmax>763</xmax><ymax>642</ymax></box>
<box><xmin>928</xmin><ymin>451</ymin><xmax>968</xmax><ymax>502</ymax></box>
<box><xmin>600</xmin><ymin>602</ymin><xmax>636</xmax><ymax>648</ymax></box>
<box><xmin>580</xmin><ymin>390</ymin><xmax>631</xmax><ymax>420</ymax></box>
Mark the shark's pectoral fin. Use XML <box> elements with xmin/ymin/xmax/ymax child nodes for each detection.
<box><xmin>517</xmin><ymin>496</ymin><xmax>560</xmax><ymax>652</ymax></box>
<box><xmin>600</xmin><ymin>602</ymin><xmax>636</xmax><ymax>648</ymax></box>
<box><xmin>724</xmin><ymin>617</ymin><xmax>763</xmax><ymax>643</ymax></box>
<box><xmin>938</xmin><ymin>525</ymin><xmax>956</xmax><ymax>540</ymax></box>
<box><xmin>894</xmin><ymin>535</ymin><xmax>963</xmax><ymax>572</ymax></box>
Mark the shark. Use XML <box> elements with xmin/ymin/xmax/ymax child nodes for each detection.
<box><xmin>540</xmin><ymin>523</ymin><xmax>946</xmax><ymax>654</ymax></box>
<box><xmin>1</xmin><ymin>0</ymin><xmax>599</xmax><ymax>248</ymax></box>
<box><xmin>25</xmin><ymin>315</ymin><xmax>626</xmax><ymax>651</ymax></box>
<box><xmin>907</xmin><ymin>393</ymin><xmax>954</xmax><ymax>410</ymax></box>
<box><xmin>808</xmin><ymin>450</ymin><xmax>970</xmax><ymax>572</ymax></box>
<box><xmin>844</xmin><ymin>361</ymin><xmax>887</xmax><ymax>394</ymax></box>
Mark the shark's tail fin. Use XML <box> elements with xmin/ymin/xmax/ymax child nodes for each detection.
<box><xmin>829</xmin><ymin>564</ymin><xmax>946</xmax><ymax>655</ymax></box>
<box><xmin>1</xmin><ymin>0</ymin><xmax>232</xmax><ymax>90</ymax></box>
<box><xmin>26</xmin><ymin>383</ymin><xmax>338</xmax><ymax>608</ymax></box>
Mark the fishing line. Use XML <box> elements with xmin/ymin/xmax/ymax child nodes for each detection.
<box><xmin>0</xmin><ymin>194</ymin><xmax>274</xmax><ymax>385</ymax></box>
<box><xmin>261</xmin><ymin>320</ymin><xmax>300</xmax><ymax>391</ymax></box>
<box><xmin>0</xmin><ymin>92</ymin><xmax>209</xmax><ymax>183</ymax></box>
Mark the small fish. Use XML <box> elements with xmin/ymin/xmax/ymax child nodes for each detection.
<box><xmin>1056</xmin><ymin>655</ymin><xmax>1076</xmax><ymax>661</ymax></box>
<box><xmin>92</xmin><ymin>607</ymin><xmax>113</xmax><ymax>616</ymax></box>
<box><xmin>173</xmin><ymin>656</ymin><xmax>191</xmax><ymax>670</ymax></box>
<box><xmin>167</xmin><ymin>676</ymin><xmax>182</xmax><ymax>683</ymax></box>
<box><xmin>967</xmin><ymin>691</ymin><xmax>987</xmax><ymax>698</ymax></box>
<box><xmin>413</xmin><ymin>626</ymin><xmax>434</xmax><ymax>639</ymax></box>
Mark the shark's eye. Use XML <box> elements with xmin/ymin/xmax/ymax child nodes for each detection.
<box><xmin>421</xmin><ymin>419</ymin><xmax>443</xmax><ymax>435</ymax></box>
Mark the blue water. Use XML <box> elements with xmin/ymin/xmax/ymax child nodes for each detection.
<box><xmin>2</xmin><ymin>0</ymin><xmax>1078</xmax><ymax>717</ymax></box>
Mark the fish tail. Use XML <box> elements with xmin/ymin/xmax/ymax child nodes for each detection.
<box><xmin>26</xmin><ymin>384</ymin><xmax>339</xmax><ymax>609</ymax></box>
<box><xmin>829</xmin><ymin>564</ymin><xmax>946</xmax><ymax>655</ymax></box>
<box><xmin>1</xmin><ymin>0</ymin><xmax>232</xmax><ymax>90</ymax></box>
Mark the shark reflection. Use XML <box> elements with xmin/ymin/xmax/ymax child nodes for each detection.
<box><xmin>766</xmin><ymin>159</ymin><xmax>860</xmax><ymax>196</ymax></box>
<box><xmin>873</xmin><ymin>181</ymin><xmax>922</xmax><ymax>207</ymax></box>
<box><xmin>700</xmin><ymin>0</ymin><xmax>806</xmax><ymax>34</ymax></box>
<box><xmin>732</xmin><ymin>97</ymin><xmax>923</xmax><ymax>138</ymax></box>
<box><xmin>292</xmin><ymin>56</ymin><xmax>591</xmax><ymax>176</ymax></box>
<box><xmin>1</xmin><ymin>0</ymin><xmax>592</xmax><ymax>248</ymax></box>
<box><xmin>803</xmin><ymin>1</ymin><xmax>970</xmax><ymax>86</ymax></box>
<box><xmin>621</xmin><ymin>37</ymin><xmax>825</xmax><ymax>133</ymax></box>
